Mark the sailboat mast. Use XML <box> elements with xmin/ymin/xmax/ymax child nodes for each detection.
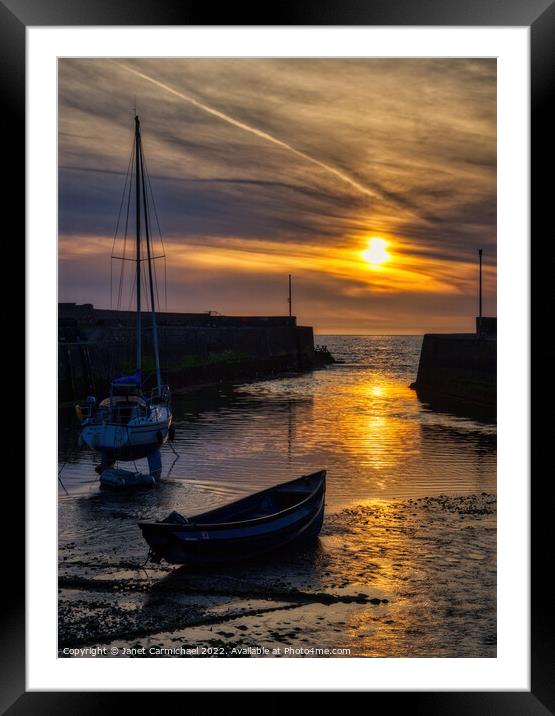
<box><xmin>134</xmin><ymin>115</ymin><xmax>142</xmax><ymax>372</ymax></box>
<box><xmin>138</xmin><ymin>137</ymin><xmax>162</xmax><ymax>390</ymax></box>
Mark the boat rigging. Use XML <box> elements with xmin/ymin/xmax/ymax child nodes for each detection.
<box><xmin>78</xmin><ymin>116</ymin><xmax>173</xmax><ymax>483</ymax></box>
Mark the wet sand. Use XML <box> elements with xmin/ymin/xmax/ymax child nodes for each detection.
<box><xmin>59</xmin><ymin>492</ymin><xmax>496</xmax><ymax>658</ymax></box>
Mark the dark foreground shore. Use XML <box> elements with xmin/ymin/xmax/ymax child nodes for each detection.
<box><xmin>59</xmin><ymin>492</ymin><xmax>495</xmax><ymax>658</ymax></box>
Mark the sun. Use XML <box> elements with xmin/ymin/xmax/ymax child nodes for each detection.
<box><xmin>362</xmin><ymin>238</ymin><xmax>390</xmax><ymax>266</ymax></box>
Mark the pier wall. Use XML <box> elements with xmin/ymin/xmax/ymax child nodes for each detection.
<box><xmin>59</xmin><ymin>304</ymin><xmax>319</xmax><ymax>402</ymax></box>
<box><xmin>412</xmin><ymin>328</ymin><xmax>496</xmax><ymax>417</ymax></box>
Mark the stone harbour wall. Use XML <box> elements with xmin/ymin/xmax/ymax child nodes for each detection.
<box><xmin>59</xmin><ymin>304</ymin><xmax>320</xmax><ymax>402</ymax></box>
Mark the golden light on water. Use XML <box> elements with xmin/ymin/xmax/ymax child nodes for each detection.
<box><xmin>362</xmin><ymin>238</ymin><xmax>390</xmax><ymax>266</ymax></box>
<box><xmin>293</xmin><ymin>375</ymin><xmax>420</xmax><ymax>475</ymax></box>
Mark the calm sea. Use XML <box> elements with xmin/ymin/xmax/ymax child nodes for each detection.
<box><xmin>59</xmin><ymin>336</ymin><xmax>496</xmax><ymax>519</ymax></box>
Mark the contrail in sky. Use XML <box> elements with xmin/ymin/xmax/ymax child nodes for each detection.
<box><xmin>117</xmin><ymin>62</ymin><xmax>384</xmax><ymax>202</ymax></box>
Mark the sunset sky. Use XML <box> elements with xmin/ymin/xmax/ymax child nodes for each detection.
<box><xmin>58</xmin><ymin>59</ymin><xmax>496</xmax><ymax>334</ymax></box>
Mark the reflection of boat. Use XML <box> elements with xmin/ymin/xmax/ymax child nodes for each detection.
<box><xmin>78</xmin><ymin>116</ymin><xmax>172</xmax><ymax>470</ymax></box>
<box><xmin>99</xmin><ymin>466</ymin><xmax>156</xmax><ymax>489</ymax></box>
<box><xmin>139</xmin><ymin>470</ymin><xmax>326</xmax><ymax>564</ymax></box>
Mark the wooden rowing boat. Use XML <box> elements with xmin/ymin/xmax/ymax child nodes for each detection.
<box><xmin>138</xmin><ymin>470</ymin><xmax>326</xmax><ymax>564</ymax></box>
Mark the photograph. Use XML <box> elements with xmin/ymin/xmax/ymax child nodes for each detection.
<box><xmin>57</xmin><ymin>57</ymin><xmax>497</xmax><ymax>659</ymax></box>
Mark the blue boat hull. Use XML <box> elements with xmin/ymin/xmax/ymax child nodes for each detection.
<box><xmin>138</xmin><ymin>471</ymin><xmax>326</xmax><ymax>565</ymax></box>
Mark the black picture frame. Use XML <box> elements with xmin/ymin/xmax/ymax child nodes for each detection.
<box><xmin>10</xmin><ymin>0</ymin><xmax>553</xmax><ymax>712</ymax></box>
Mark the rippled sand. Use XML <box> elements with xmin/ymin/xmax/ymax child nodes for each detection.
<box><xmin>59</xmin><ymin>493</ymin><xmax>496</xmax><ymax>658</ymax></box>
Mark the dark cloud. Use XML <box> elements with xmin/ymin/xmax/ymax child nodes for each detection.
<box><xmin>58</xmin><ymin>58</ymin><xmax>496</xmax><ymax>333</ymax></box>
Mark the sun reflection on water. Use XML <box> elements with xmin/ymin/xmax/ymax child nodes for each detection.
<box><xmin>60</xmin><ymin>336</ymin><xmax>496</xmax><ymax>506</ymax></box>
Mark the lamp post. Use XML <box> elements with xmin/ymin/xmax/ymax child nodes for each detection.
<box><xmin>478</xmin><ymin>249</ymin><xmax>483</xmax><ymax>318</ymax></box>
<box><xmin>288</xmin><ymin>274</ymin><xmax>292</xmax><ymax>318</ymax></box>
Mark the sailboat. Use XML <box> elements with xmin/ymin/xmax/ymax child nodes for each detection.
<box><xmin>79</xmin><ymin>116</ymin><xmax>172</xmax><ymax>481</ymax></box>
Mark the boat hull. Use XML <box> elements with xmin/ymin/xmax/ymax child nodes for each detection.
<box><xmin>138</xmin><ymin>471</ymin><xmax>326</xmax><ymax>565</ymax></box>
<box><xmin>81</xmin><ymin>409</ymin><xmax>171</xmax><ymax>459</ymax></box>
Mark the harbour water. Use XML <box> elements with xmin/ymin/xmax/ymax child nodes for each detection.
<box><xmin>59</xmin><ymin>335</ymin><xmax>496</xmax><ymax>508</ymax></box>
<box><xmin>58</xmin><ymin>335</ymin><xmax>496</xmax><ymax>657</ymax></box>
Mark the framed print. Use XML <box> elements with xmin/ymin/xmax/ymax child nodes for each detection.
<box><xmin>9</xmin><ymin>0</ymin><xmax>553</xmax><ymax>711</ymax></box>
